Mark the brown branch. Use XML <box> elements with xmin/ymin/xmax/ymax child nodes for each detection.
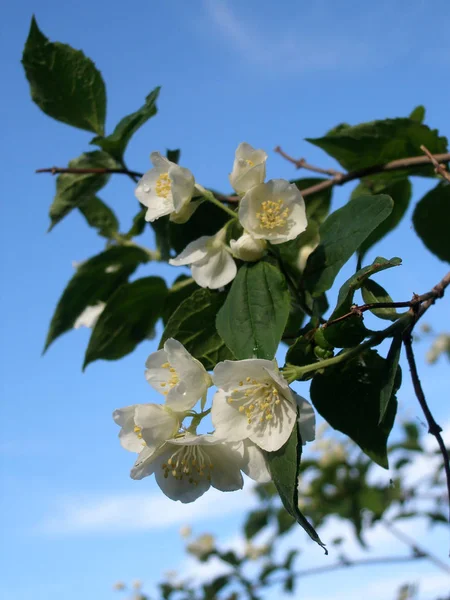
<box><xmin>322</xmin><ymin>282</ymin><xmax>448</xmax><ymax>330</ymax></box>
<box><xmin>402</xmin><ymin>334</ymin><xmax>450</xmax><ymax>541</ymax></box>
<box><xmin>421</xmin><ymin>145</ymin><xmax>450</xmax><ymax>183</ymax></box>
<box><xmin>276</xmin><ymin>150</ymin><xmax>450</xmax><ymax>198</ymax></box>
<box><xmin>384</xmin><ymin>520</ymin><xmax>450</xmax><ymax>572</ymax></box>
<box><xmin>36</xmin><ymin>166</ymin><xmax>144</xmax><ymax>178</ymax></box>
<box><xmin>262</xmin><ymin>553</ymin><xmax>429</xmax><ymax>590</ymax></box>
<box><xmin>274</xmin><ymin>146</ymin><xmax>343</xmax><ymax>177</ymax></box>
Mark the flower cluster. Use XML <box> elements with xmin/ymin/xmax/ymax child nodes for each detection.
<box><xmin>135</xmin><ymin>143</ymin><xmax>307</xmax><ymax>289</ymax></box>
<box><xmin>113</xmin><ymin>339</ymin><xmax>315</xmax><ymax>503</ymax></box>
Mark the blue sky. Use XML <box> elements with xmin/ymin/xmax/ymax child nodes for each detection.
<box><xmin>1</xmin><ymin>1</ymin><xmax>450</xmax><ymax>599</ymax></box>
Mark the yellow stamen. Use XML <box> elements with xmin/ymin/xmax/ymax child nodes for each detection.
<box><xmin>155</xmin><ymin>172</ymin><xmax>171</xmax><ymax>199</ymax></box>
<box><xmin>256</xmin><ymin>199</ymin><xmax>289</xmax><ymax>230</ymax></box>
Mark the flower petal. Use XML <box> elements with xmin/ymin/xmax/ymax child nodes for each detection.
<box><xmin>211</xmin><ymin>389</ymin><xmax>251</xmax><ymax>442</ymax></box>
<box><xmin>238</xmin><ymin>440</ymin><xmax>271</xmax><ymax>483</ymax></box>
<box><xmin>144</xmin><ymin>349</ymin><xmax>172</xmax><ymax>395</ymax></box>
<box><xmin>295</xmin><ymin>393</ymin><xmax>316</xmax><ymax>444</ymax></box>
<box><xmin>213</xmin><ymin>359</ymin><xmax>276</xmax><ymax>391</ymax></box>
<box><xmin>248</xmin><ymin>393</ymin><xmax>297</xmax><ymax>452</ymax></box>
<box><xmin>191</xmin><ymin>249</ymin><xmax>237</xmax><ymax>289</ymax></box>
<box><xmin>113</xmin><ymin>405</ymin><xmax>144</xmax><ymax>453</ymax></box>
<box><xmin>169</xmin><ymin>236</ymin><xmax>210</xmax><ymax>266</ymax></box>
<box><xmin>134</xmin><ymin>404</ymin><xmax>180</xmax><ymax>453</ymax></box>
<box><xmin>207</xmin><ymin>444</ymin><xmax>244</xmax><ymax>492</ymax></box>
<box><xmin>152</xmin><ymin>449</ymin><xmax>211</xmax><ymax>503</ymax></box>
<box><xmin>169</xmin><ymin>165</ymin><xmax>195</xmax><ymax>213</ymax></box>
<box><xmin>130</xmin><ymin>445</ymin><xmax>164</xmax><ymax>480</ymax></box>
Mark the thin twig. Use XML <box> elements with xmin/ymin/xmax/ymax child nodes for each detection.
<box><xmin>274</xmin><ymin>146</ymin><xmax>343</xmax><ymax>177</ymax></box>
<box><xmin>421</xmin><ymin>145</ymin><xmax>450</xmax><ymax>183</ymax></box>
<box><xmin>383</xmin><ymin>520</ymin><xmax>450</xmax><ymax>572</ymax></box>
<box><xmin>402</xmin><ymin>334</ymin><xmax>450</xmax><ymax>543</ymax></box>
<box><xmin>276</xmin><ymin>150</ymin><xmax>450</xmax><ymax>198</ymax></box>
<box><xmin>263</xmin><ymin>553</ymin><xmax>429</xmax><ymax>589</ymax></box>
<box><xmin>36</xmin><ymin>166</ymin><xmax>144</xmax><ymax>178</ymax></box>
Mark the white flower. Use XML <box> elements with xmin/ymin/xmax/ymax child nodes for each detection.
<box><xmin>113</xmin><ymin>403</ymin><xmax>180</xmax><ymax>454</ymax></box>
<box><xmin>235</xmin><ymin>439</ymin><xmax>271</xmax><ymax>482</ymax></box>
<box><xmin>230</xmin><ymin>232</ymin><xmax>267</xmax><ymax>262</ymax></box>
<box><xmin>211</xmin><ymin>359</ymin><xmax>314</xmax><ymax>452</ymax></box>
<box><xmin>145</xmin><ymin>338</ymin><xmax>212</xmax><ymax>411</ymax></box>
<box><xmin>239</xmin><ymin>179</ymin><xmax>307</xmax><ymax>244</ymax></box>
<box><xmin>169</xmin><ymin>229</ymin><xmax>237</xmax><ymax>289</ymax></box>
<box><xmin>130</xmin><ymin>433</ymin><xmax>244</xmax><ymax>503</ymax></box>
<box><xmin>135</xmin><ymin>152</ymin><xmax>197</xmax><ymax>223</ymax></box>
<box><xmin>186</xmin><ymin>534</ymin><xmax>215</xmax><ymax>558</ymax></box>
<box><xmin>229</xmin><ymin>142</ymin><xmax>268</xmax><ymax>195</ymax></box>
<box><xmin>179</xmin><ymin>525</ymin><xmax>192</xmax><ymax>538</ymax></box>
<box><xmin>73</xmin><ymin>302</ymin><xmax>106</xmax><ymax>329</ymax></box>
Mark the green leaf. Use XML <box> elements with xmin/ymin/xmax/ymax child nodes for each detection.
<box><xmin>216</xmin><ymin>261</ymin><xmax>290</xmax><ymax>360</ymax></box>
<box><xmin>151</xmin><ymin>216</ymin><xmax>172</xmax><ymax>261</ymax></box>
<box><xmin>352</xmin><ymin>179</ymin><xmax>412</xmax><ymax>261</ymax></box>
<box><xmin>91</xmin><ymin>88</ymin><xmax>160</xmax><ymax>161</ymax></box>
<box><xmin>310</xmin><ymin>350</ymin><xmax>399</xmax><ymax>467</ymax></box>
<box><xmin>244</xmin><ymin>509</ymin><xmax>270</xmax><ymax>539</ymax></box>
<box><xmin>44</xmin><ymin>246</ymin><xmax>149</xmax><ymax>351</ymax></box>
<box><xmin>304</xmin><ymin>195</ymin><xmax>394</xmax><ymax>295</ymax></box>
<box><xmin>84</xmin><ymin>277</ymin><xmax>167</xmax><ymax>368</ymax></box>
<box><xmin>166</xmin><ymin>149</ymin><xmax>180</xmax><ymax>164</ymax></box>
<box><xmin>379</xmin><ymin>335</ymin><xmax>402</xmax><ymax>424</ymax></box>
<box><xmin>49</xmin><ymin>151</ymin><xmax>118</xmax><ymax>230</ymax></box>
<box><xmin>168</xmin><ymin>200</ymin><xmax>229</xmax><ymax>254</ymax></box>
<box><xmin>125</xmin><ymin>207</ymin><xmax>147</xmax><ymax>238</ymax></box>
<box><xmin>265</xmin><ymin>421</ymin><xmax>327</xmax><ymax>552</ymax></box>
<box><xmin>285</xmin><ymin>335</ymin><xmax>316</xmax><ymax>371</ymax></box>
<box><xmin>361</xmin><ymin>279</ymin><xmax>400</xmax><ymax>320</ymax></box>
<box><xmin>78</xmin><ymin>196</ymin><xmax>119</xmax><ymax>238</ymax></box>
<box><xmin>323</xmin><ymin>256</ymin><xmax>401</xmax><ymax>348</ymax></box>
<box><xmin>292</xmin><ymin>178</ymin><xmax>333</xmax><ymax>224</ymax></box>
<box><xmin>413</xmin><ymin>182</ymin><xmax>450</xmax><ymax>263</ymax></box>
<box><xmin>409</xmin><ymin>105</ymin><xmax>425</xmax><ymax>123</ymax></box>
<box><xmin>160</xmin><ymin>289</ymin><xmax>234</xmax><ymax>370</ymax></box>
<box><xmin>22</xmin><ymin>17</ymin><xmax>106</xmax><ymax>135</ymax></box>
<box><xmin>163</xmin><ymin>276</ymin><xmax>198</xmax><ymax>325</ymax></box>
<box><xmin>306</xmin><ymin>117</ymin><xmax>447</xmax><ymax>177</ymax></box>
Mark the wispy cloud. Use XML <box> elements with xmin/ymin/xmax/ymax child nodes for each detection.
<box><xmin>201</xmin><ymin>0</ymin><xmax>432</xmax><ymax>76</ymax></box>
<box><xmin>38</xmin><ymin>485</ymin><xmax>257</xmax><ymax>535</ymax></box>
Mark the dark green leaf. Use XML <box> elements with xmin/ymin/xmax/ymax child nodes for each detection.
<box><xmin>244</xmin><ymin>510</ymin><xmax>270</xmax><ymax>539</ymax></box>
<box><xmin>219</xmin><ymin>551</ymin><xmax>240</xmax><ymax>567</ymax></box>
<box><xmin>216</xmin><ymin>261</ymin><xmax>290</xmax><ymax>360</ymax></box>
<box><xmin>283</xmin><ymin>549</ymin><xmax>298</xmax><ymax>570</ymax></box>
<box><xmin>413</xmin><ymin>182</ymin><xmax>450</xmax><ymax>263</ymax></box>
<box><xmin>44</xmin><ymin>246</ymin><xmax>148</xmax><ymax>351</ymax></box>
<box><xmin>306</xmin><ymin>117</ymin><xmax>447</xmax><ymax>177</ymax></box>
<box><xmin>304</xmin><ymin>195</ymin><xmax>394</xmax><ymax>295</ymax></box>
<box><xmin>166</xmin><ymin>149</ymin><xmax>180</xmax><ymax>164</ymax></box>
<box><xmin>125</xmin><ymin>207</ymin><xmax>147</xmax><ymax>238</ymax></box>
<box><xmin>84</xmin><ymin>277</ymin><xmax>167</xmax><ymax>368</ymax></box>
<box><xmin>163</xmin><ymin>276</ymin><xmax>199</xmax><ymax>325</ymax></box>
<box><xmin>151</xmin><ymin>216</ymin><xmax>172</xmax><ymax>261</ymax></box>
<box><xmin>409</xmin><ymin>105</ymin><xmax>425</xmax><ymax>123</ymax></box>
<box><xmin>352</xmin><ymin>179</ymin><xmax>412</xmax><ymax>260</ymax></box>
<box><xmin>323</xmin><ymin>256</ymin><xmax>401</xmax><ymax>347</ymax></box>
<box><xmin>160</xmin><ymin>288</ymin><xmax>234</xmax><ymax>370</ymax></box>
<box><xmin>361</xmin><ymin>279</ymin><xmax>401</xmax><ymax>320</ymax></box>
<box><xmin>49</xmin><ymin>151</ymin><xmax>118</xmax><ymax>230</ymax></box>
<box><xmin>379</xmin><ymin>335</ymin><xmax>402</xmax><ymax>423</ymax></box>
<box><xmin>22</xmin><ymin>17</ymin><xmax>106</xmax><ymax>135</ymax></box>
<box><xmin>169</xmin><ymin>200</ymin><xmax>230</xmax><ymax>254</ymax></box>
<box><xmin>285</xmin><ymin>335</ymin><xmax>316</xmax><ymax>370</ymax></box>
<box><xmin>292</xmin><ymin>178</ymin><xmax>333</xmax><ymax>224</ymax></box>
<box><xmin>284</xmin><ymin>575</ymin><xmax>295</xmax><ymax>594</ymax></box>
<box><xmin>91</xmin><ymin>88</ymin><xmax>160</xmax><ymax>161</ymax></box>
<box><xmin>310</xmin><ymin>350</ymin><xmax>399</xmax><ymax>468</ymax></box>
<box><xmin>78</xmin><ymin>196</ymin><xmax>119</xmax><ymax>237</ymax></box>
<box><xmin>265</xmin><ymin>421</ymin><xmax>327</xmax><ymax>552</ymax></box>
<box><xmin>203</xmin><ymin>576</ymin><xmax>229</xmax><ymax>600</ymax></box>
<box><xmin>276</xmin><ymin>509</ymin><xmax>296</xmax><ymax>535</ymax></box>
